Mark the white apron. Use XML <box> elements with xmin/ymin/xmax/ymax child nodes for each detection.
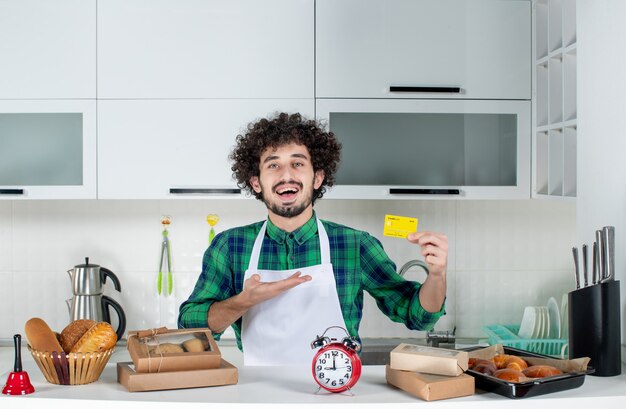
<box><xmin>241</xmin><ymin>218</ymin><xmax>346</xmax><ymax>366</ymax></box>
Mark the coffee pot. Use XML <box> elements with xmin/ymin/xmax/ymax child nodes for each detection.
<box><xmin>65</xmin><ymin>257</ymin><xmax>126</xmax><ymax>340</ymax></box>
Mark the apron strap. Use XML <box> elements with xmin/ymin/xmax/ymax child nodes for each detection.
<box><xmin>247</xmin><ymin>221</ymin><xmax>267</xmax><ymax>272</ymax></box>
<box><xmin>247</xmin><ymin>217</ymin><xmax>330</xmax><ymax>270</ymax></box>
<box><xmin>317</xmin><ymin>218</ymin><xmax>331</xmax><ymax>264</ymax></box>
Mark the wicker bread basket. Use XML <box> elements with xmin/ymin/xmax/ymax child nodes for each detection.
<box><xmin>28</xmin><ymin>345</ymin><xmax>114</xmax><ymax>385</ymax></box>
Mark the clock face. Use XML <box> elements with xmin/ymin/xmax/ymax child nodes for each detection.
<box><xmin>312</xmin><ymin>345</ymin><xmax>361</xmax><ymax>392</ymax></box>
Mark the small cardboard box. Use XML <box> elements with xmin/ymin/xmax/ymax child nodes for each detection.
<box><xmin>117</xmin><ymin>359</ymin><xmax>238</xmax><ymax>392</ymax></box>
<box><xmin>390</xmin><ymin>343</ymin><xmax>469</xmax><ymax>376</ymax></box>
<box><xmin>386</xmin><ymin>365</ymin><xmax>475</xmax><ymax>401</ymax></box>
<box><xmin>127</xmin><ymin>327</ymin><xmax>221</xmax><ymax>373</ymax></box>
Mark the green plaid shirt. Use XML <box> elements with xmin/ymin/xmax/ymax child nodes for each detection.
<box><xmin>178</xmin><ymin>212</ymin><xmax>445</xmax><ymax>350</ymax></box>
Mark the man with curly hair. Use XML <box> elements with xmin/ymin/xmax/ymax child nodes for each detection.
<box><xmin>179</xmin><ymin>112</ymin><xmax>448</xmax><ymax>366</ymax></box>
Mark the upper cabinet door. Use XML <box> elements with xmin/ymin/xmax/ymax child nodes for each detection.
<box><xmin>0</xmin><ymin>100</ymin><xmax>97</xmax><ymax>199</ymax></box>
<box><xmin>97</xmin><ymin>0</ymin><xmax>314</xmax><ymax>99</ymax></box>
<box><xmin>0</xmin><ymin>0</ymin><xmax>96</xmax><ymax>99</ymax></box>
<box><xmin>316</xmin><ymin>0</ymin><xmax>531</xmax><ymax>100</ymax></box>
<box><xmin>97</xmin><ymin>99</ymin><xmax>314</xmax><ymax>199</ymax></box>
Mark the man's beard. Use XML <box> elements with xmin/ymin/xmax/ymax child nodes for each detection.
<box><xmin>261</xmin><ymin>178</ymin><xmax>314</xmax><ymax>218</ymax></box>
<box><xmin>267</xmin><ymin>200</ymin><xmax>309</xmax><ymax>218</ymax></box>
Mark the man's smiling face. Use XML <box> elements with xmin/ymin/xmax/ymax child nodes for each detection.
<box><xmin>250</xmin><ymin>142</ymin><xmax>324</xmax><ymax>219</ymax></box>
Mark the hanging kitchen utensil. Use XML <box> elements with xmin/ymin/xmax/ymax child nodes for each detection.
<box><xmin>207</xmin><ymin>214</ymin><xmax>219</xmax><ymax>245</ymax></box>
<box><xmin>157</xmin><ymin>215</ymin><xmax>173</xmax><ymax>296</ymax></box>
<box><xmin>2</xmin><ymin>334</ymin><xmax>35</xmax><ymax>395</ymax></box>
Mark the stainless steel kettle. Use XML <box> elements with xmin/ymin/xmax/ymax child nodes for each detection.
<box><xmin>65</xmin><ymin>257</ymin><xmax>126</xmax><ymax>340</ymax></box>
<box><xmin>67</xmin><ymin>257</ymin><xmax>121</xmax><ymax>295</ymax></box>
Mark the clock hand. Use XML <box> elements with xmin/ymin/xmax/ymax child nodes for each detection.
<box><xmin>333</xmin><ymin>355</ymin><xmax>336</xmax><ymax>370</ymax></box>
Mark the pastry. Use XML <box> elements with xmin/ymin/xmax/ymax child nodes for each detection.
<box><xmin>182</xmin><ymin>337</ymin><xmax>208</xmax><ymax>352</ymax></box>
<box><xmin>24</xmin><ymin>317</ymin><xmax>64</xmax><ymax>353</ymax></box>
<box><xmin>70</xmin><ymin>322</ymin><xmax>117</xmax><ymax>353</ymax></box>
<box><xmin>523</xmin><ymin>365</ymin><xmax>563</xmax><ymax>378</ymax></box>
<box><xmin>472</xmin><ymin>359</ymin><xmax>498</xmax><ymax>376</ymax></box>
<box><xmin>492</xmin><ymin>354</ymin><xmax>529</xmax><ymax>371</ymax></box>
<box><xmin>494</xmin><ymin>368</ymin><xmax>523</xmax><ymax>382</ymax></box>
<box><xmin>59</xmin><ymin>319</ymin><xmax>96</xmax><ymax>353</ymax></box>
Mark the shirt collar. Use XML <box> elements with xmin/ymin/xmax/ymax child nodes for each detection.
<box><xmin>266</xmin><ymin>212</ymin><xmax>319</xmax><ymax>245</ymax></box>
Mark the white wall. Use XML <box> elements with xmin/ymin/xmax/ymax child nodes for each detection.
<box><xmin>0</xmin><ymin>198</ymin><xmax>575</xmax><ymax>342</ymax></box>
<box><xmin>577</xmin><ymin>0</ymin><xmax>626</xmax><ymax>346</ymax></box>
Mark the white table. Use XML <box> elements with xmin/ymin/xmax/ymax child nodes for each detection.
<box><xmin>1</xmin><ymin>345</ymin><xmax>625</xmax><ymax>409</ymax></box>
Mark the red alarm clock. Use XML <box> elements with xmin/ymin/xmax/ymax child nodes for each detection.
<box><xmin>310</xmin><ymin>326</ymin><xmax>362</xmax><ymax>393</ymax></box>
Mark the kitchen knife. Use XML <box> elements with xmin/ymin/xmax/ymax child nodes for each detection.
<box><xmin>595</xmin><ymin>230</ymin><xmax>605</xmax><ymax>282</ymax></box>
<box><xmin>601</xmin><ymin>226</ymin><xmax>615</xmax><ymax>282</ymax></box>
<box><xmin>582</xmin><ymin>244</ymin><xmax>589</xmax><ymax>287</ymax></box>
<box><xmin>572</xmin><ymin>246</ymin><xmax>580</xmax><ymax>289</ymax></box>
<box><xmin>592</xmin><ymin>241</ymin><xmax>599</xmax><ymax>285</ymax></box>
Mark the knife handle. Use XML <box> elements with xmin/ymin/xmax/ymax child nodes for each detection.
<box><xmin>592</xmin><ymin>242</ymin><xmax>599</xmax><ymax>285</ymax></box>
<box><xmin>582</xmin><ymin>244</ymin><xmax>588</xmax><ymax>287</ymax></box>
<box><xmin>595</xmin><ymin>230</ymin><xmax>605</xmax><ymax>281</ymax></box>
<box><xmin>572</xmin><ymin>247</ymin><xmax>580</xmax><ymax>289</ymax></box>
<box><xmin>602</xmin><ymin>226</ymin><xmax>615</xmax><ymax>282</ymax></box>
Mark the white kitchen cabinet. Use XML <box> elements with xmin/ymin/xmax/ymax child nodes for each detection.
<box><xmin>97</xmin><ymin>0</ymin><xmax>313</xmax><ymax>99</ymax></box>
<box><xmin>316</xmin><ymin>0</ymin><xmax>530</xmax><ymax>100</ymax></box>
<box><xmin>533</xmin><ymin>0</ymin><xmax>577</xmax><ymax>199</ymax></box>
<box><xmin>317</xmin><ymin>98</ymin><xmax>531</xmax><ymax>200</ymax></box>
<box><xmin>97</xmin><ymin>99</ymin><xmax>315</xmax><ymax>199</ymax></box>
<box><xmin>0</xmin><ymin>0</ymin><xmax>96</xmax><ymax>99</ymax></box>
<box><xmin>0</xmin><ymin>100</ymin><xmax>97</xmax><ymax>199</ymax></box>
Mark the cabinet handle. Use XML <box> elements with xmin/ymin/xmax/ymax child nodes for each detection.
<box><xmin>389</xmin><ymin>86</ymin><xmax>461</xmax><ymax>93</ymax></box>
<box><xmin>0</xmin><ymin>189</ymin><xmax>24</xmax><ymax>195</ymax></box>
<box><xmin>169</xmin><ymin>188</ymin><xmax>242</xmax><ymax>195</ymax></box>
<box><xmin>389</xmin><ymin>188</ymin><xmax>460</xmax><ymax>195</ymax></box>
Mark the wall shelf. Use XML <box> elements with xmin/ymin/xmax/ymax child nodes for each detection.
<box><xmin>533</xmin><ymin>0</ymin><xmax>577</xmax><ymax>199</ymax></box>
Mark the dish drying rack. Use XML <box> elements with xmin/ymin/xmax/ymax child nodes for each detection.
<box><xmin>483</xmin><ymin>325</ymin><xmax>568</xmax><ymax>357</ymax></box>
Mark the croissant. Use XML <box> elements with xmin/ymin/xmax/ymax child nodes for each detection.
<box><xmin>492</xmin><ymin>354</ymin><xmax>529</xmax><ymax>371</ymax></box>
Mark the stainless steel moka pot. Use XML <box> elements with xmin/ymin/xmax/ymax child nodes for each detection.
<box><xmin>65</xmin><ymin>257</ymin><xmax>126</xmax><ymax>340</ymax></box>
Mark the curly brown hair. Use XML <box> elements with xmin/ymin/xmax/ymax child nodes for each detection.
<box><xmin>230</xmin><ymin>112</ymin><xmax>341</xmax><ymax>204</ymax></box>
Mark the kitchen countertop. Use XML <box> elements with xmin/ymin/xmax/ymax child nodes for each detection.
<box><xmin>1</xmin><ymin>343</ymin><xmax>625</xmax><ymax>409</ymax></box>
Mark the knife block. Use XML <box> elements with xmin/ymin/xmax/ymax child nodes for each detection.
<box><xmin>568</xmin><ymin>280</ymin><xmax>621</xmax><ymax>376</ymax></box>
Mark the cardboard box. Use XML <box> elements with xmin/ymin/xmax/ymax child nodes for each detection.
<box><xmin>117</xmin><ymin>359</ymin><xmax>238</xmax><ymax>392</ymax></box>
<box><xmin>127</xmin><ymin>327</ymin><xmax>221</xmax><ymax>373</ymax></box>
<box><xmin>386</xmin><ymin>365</ymin><xmax>475</xmax><ymax>401</ymax></box>
<box><xmin>390</xmin><ymin>343</ymin><xmax>469</xmax><ymax>376</ymax></box>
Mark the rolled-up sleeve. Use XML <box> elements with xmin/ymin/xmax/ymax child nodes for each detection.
<box><xmin>178</xmin><ymin>233</ymin><xmax>235</xmax><ymax>337</ymax></box>
<box><xmin>359</xmin><ymin>233</ymin><xmax>445</xmax><ymax>331</ymax></box>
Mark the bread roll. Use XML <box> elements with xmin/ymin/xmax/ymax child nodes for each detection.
<box><xmin>522</xmin><ymin>365</ymin><xmax>563</xmax><ymax>378</ymax></box>
<box><xmin>24</xmin><ymin>317</ymin><xmax>64</xmax><ymax>353</ymax></box>
<box><xmin>182</xmin><ymin>337</ymin><xmax>208</xmax><ymax>353</ymax></box>
<box><xmin>59</xmin><ymin>319</ymin><xmax>96</xmax><ymax>353</ymax></box>
<box><xmin>70</xmin><ymin>322</ymin><xmax>117</xmax><ymax>353</ymax></box>
<box><xmin>149</xmin><ymin>343</ymin><xmax>184</xmax><ymax>355</ymax></box>
<box><xmin>494</xmin><ymin>368</ymin><xmax>523</xmax><ymax>383</ymax></box>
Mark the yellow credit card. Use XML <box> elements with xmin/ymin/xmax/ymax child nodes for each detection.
<box><xmin>383</xmin><ymin>214</ymin><xmax>418</xmax><ymax>238</ymax></box>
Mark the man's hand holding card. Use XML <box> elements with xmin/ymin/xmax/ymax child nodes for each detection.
<box><xmin>383</xmin><ymin>214</ymin><xmax>448</xmax><ymax>278</ymax></box>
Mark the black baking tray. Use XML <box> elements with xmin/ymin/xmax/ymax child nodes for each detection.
<box><xmin>464</xmin><ymin>346</ymin><xmax>594</xmax><ymax>399</ymax></box>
